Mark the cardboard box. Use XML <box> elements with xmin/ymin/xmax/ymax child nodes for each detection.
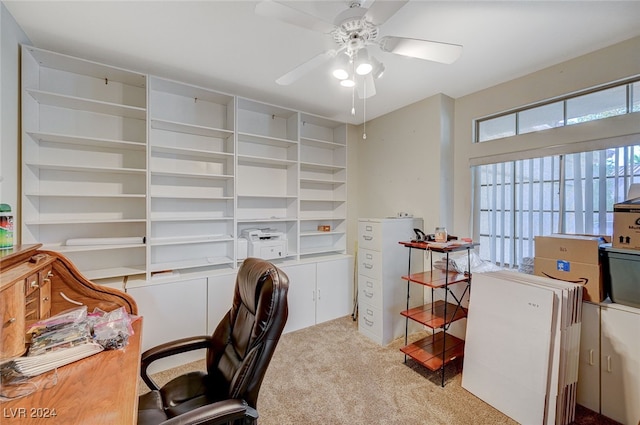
<box><xmin>613</xmin><ymin>198</ymin><xmax>640</xmax><ymax>250</ymax></box>
<box><xmin>534</xmin><ymin>234</ymin><xmax>609</xmax><ymax>265</ymax></box>
<box><xmin>534</xmin><ymin>257</ymin><xmax>604</xmax><ymax>302</ymax></box>
<box><xmin>534</xmin><ymin>233</ymin><xmax>610</xmax><ymax>302</ymax></box>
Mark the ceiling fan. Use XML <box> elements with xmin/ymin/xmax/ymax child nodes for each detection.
<box><xmin>255</xmin><ymin>0</ymin><xmax>463</xmax><ymax>99</ymax></box>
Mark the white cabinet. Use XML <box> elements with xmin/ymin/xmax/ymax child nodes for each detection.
<box><xmin>148</xmin><ymin>77</ymin><xmax>236</xmax><ymax>279</ymax></box>
<box><xmin>282</xmin><ymin>257</ymin><xmax>353</xmax><ymax>334</ymax></box>
<box><xmin>281</xmin><ymin>263</ymin><xmax>317</xmax><ymax>333</ymax></box>
<box><xmin>21</xmin><ymin>46</ymin><xmax>148</xmax><ymax>281</ymax></box>
<box><xmin>357</xmin><ymin>218</ymin><xmax>423</xmax><ymax>345</ymax></box>
<box><xmin>600</xmin><ymin>303</ymin><xmax>640</xmax><ymax>425</ymax></box>
<box><xmin>207</xmin><ymin>272</ymin><xmax>236</xmax><ymax>333</ymax></box>
<box><xmin>128</xmin><ymin>278</ymin><xmax>208</xmax><ymax>373</ymax></box>
<box><xmin>578</xmin><ymin>301</ymin><xmax>640</xmax><ymax>425</ymax></box>
<box><xmin>577</xmin><ymin>301</ymin><xmax>600</xmax><ymax>412</ymax></box>
<box><xmin>236</xmin><ymin>98</ymin><xmax>299</xmax><ymax>259</ymax></box>
<box><xmin>299</xmin><ymin>114</ymin><xmax>347</xmax><ymax>258</ymax></box>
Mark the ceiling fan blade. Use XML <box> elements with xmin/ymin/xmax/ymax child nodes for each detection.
<box><xmin>379</xmin><ymin>36</ymin><xmax>462</xmax><ymax>64</ymax></box>
<box><xmin>364</xmin><ymin>0</ymin><xmax>408</xmax><ymax>26</ymax></box>
<box><xmin>255</xmin><ymin>0</ymin><xmax>335</xmax><ymax>33</ymax></box>
<box><xmin>276</xmin><ymin>50</ymin><xmax>336</xmax><ymax>86</ymax></box>
<box><xmin>356</xmin><ymin>74</ymin><xmax>376</xmax><ymax>99</ymax></box>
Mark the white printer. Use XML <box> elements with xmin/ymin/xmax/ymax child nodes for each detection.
<box><xmin>239</xmin><ymin>228</ymin><xmax>287</xmax><ymax>260</ymax></box>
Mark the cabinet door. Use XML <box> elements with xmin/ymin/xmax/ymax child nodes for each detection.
<box><xmin>280</xmin><ymin>263</ymin><xmax>316</xmax><ymax>333</ymax></box>
<box><xmin>128</xmin><ymin>278</ymin><xmax>207</xmax><ymax>373</ymax></box>
<box><xmin>207</xmin><ymin>273</ymin><xmax>236</xmax><ymax>334</ymax></box>
<box><xmin>600</xmin><ymin>305</ymin><xmax>640</xmax><ymax>425</ymax></box>
<box><xmin>316</xmin><ymin>257</ymin><xmax>352</xmax><ymax>324</ymax></box>
<box><xmin>577</xmin><ymin>302</ymin><xmax>600</xmax><ymax>412</ymax></box>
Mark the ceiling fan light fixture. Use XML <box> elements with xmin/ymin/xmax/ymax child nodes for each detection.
<box><xmin>333</xmin><ymin>68</ymin><xmax>349</xmax><ymax>80</ymax></box>
<box><xmin>371</xmin><ymin>57</ymin><xmax>385</xmax><ymax>79</ymax></box>
<box><xmin>355</xmin><ymin>48</ymin><xmax>372</xmax><ymax>75</ymax></box>
<box><xmin>340</xmin><ymin>79</ymin><xmax>356</xmax><ymax>88</ymax></box>
<box><xmin>332</xmin><ymin>52</ymin><xmax>351</xmax><ymax>80</ymax></box>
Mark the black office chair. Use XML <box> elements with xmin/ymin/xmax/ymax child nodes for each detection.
<box><xmin>137</xmin><ymin>258</ymin><xmax>289</xmax><ymax>425</ymax></box>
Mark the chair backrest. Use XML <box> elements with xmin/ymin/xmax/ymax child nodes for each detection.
<box><xmin>206</xmin><ymin>257</ymin><xmax>289</xmax><ymax>408</ymax></box>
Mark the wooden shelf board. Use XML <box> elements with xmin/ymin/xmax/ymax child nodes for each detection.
<box><xmin>401</xmin><ymin>269</ymin><xmax>469</xmax><ymax>288</ymax></box>
<box><xmin>400</xmin><ymin>332</ymin><xmax>465</xmax><ymax>371</ymax></box>
<box><xmin>400</xmin><ymin>300</ymin><xmax>468</xmax><ymax>329</ymax></box>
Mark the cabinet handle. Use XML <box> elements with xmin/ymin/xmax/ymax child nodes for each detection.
<box><xmin>363</xmin><ymin>317</ymin><xmax>373</xmax><ymax>326</ymax></box>
<box><xmin>365</xmin><ymin>253</ymin><xmax>373</xmax><ymax>260</ymax></box>
<box><xmin>606</xmin><ymin>356</ymin><xmax>612</xmax><ymax>373</ymax></box>
<box><xmin>30</xmin><ymin>280</ymin><xmax>39</xmax><ymax>288</ymax></box>
<box><xmin>364</xmin><ymin>263</ymin><xmax>373</xmax><ymax>269</ymax></box>
<box><xmin>364</xmin><ymin>290</ymin><xmax>373</xmax><ymax>298</ymax></box>
<box><xmin>7</xmin><ymin>317</ymin><xmax>16</xmax><ymax>324</ymax></box>
<box><xmin>365</xmin><ymin>226</ymin><xmax>372</xmax><ymax>231</ymax></box>
<box><xmin>363</xmin><ymin>235</ymin><xmax>373</xmax><ymax>241</ymax></box>
<box><xmin>366</xmin><ymin>280</ymin><xmax>373</xmax><ymax>288</ymax></box>
<box><xmin>588</xmin><ymin>349</ymin><xmax>594</xmax><ymax>366</ymax></box>
<box><xmin>42</xmin><ymin>297</ymin><xmax>50</xmax><ymax>302</ymax></box>
<box><xmin>366</xmin><ymin>309</ymin><xmax>373</xmax><ymax>316</ymax></box>
<box><xmin>317</xmin><ymin>289</ymin><xmax>321</xmax><ymax>300</ymax></box>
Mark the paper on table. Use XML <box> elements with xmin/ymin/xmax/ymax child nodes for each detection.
<box><xmin>13</xmin><ymin>343</ymin><xmax>104</xmax><ymax>377</ymax></box>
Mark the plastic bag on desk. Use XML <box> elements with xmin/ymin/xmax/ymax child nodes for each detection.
<box><xmin>91</xmin><ymin>307</ymin><xmax>133</xmax><ymax>350</ymax></box>
<box><xmin>435</xmin><ymin>250</ymin><xmax>503</xmax><ymax>274</ymax></box>
<box><xmin>26</xmin><ymin>306</ymin><xmax>88</xmax><ymax>335</ymax></box>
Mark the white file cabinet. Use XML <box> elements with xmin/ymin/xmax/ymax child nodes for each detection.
<box><xmin>357</xmin><ymin>218</ymin><xmax>423</xmax><ymax>345</ymax></box>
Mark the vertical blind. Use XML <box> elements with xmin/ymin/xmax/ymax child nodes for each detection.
<box><xmin>476</xmin><ymin>145</ymin><xmax>640</xmax><ymax>268</ymax></box>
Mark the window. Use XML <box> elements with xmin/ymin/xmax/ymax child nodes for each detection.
<box><xmin>476</xmin><ymin>145</ymin><xmax>640</xmax><ymax>268</ymax></box>
<box><xmin>566</xmin><ymin>85</ymin><xmax>627</xmax><ymax>125</ymax></box>
<box><xmin>476</xmin><ymin>79</ymin><xmax>639</xmax><ymax>143</ymax></box>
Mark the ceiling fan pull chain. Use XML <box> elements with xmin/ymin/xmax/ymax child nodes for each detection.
<box><xmin>363</xmin><ymin>83</ymin><xmax>367</xmax><ymax>140</ymax></box>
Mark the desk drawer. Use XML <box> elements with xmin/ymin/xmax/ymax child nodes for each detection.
<box><xmin>358</xmin><ymin>274</ymin><xmax>382</xmax><ymax>310</ymax></box>
<box><xmin>358</xmin><ymin>248</ymin><xmax>381</xmax><ymax>279</ymax></box>
<box><xmin>358</xmin><ymin>221</ymin><xmax>382</xmax><ymax>251</ymax></box>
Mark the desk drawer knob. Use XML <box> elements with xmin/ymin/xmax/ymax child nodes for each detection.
<box><xmin>7</xmin><ymin>317</ymin><xmax>16</xmax><ymax>324</ymax></box>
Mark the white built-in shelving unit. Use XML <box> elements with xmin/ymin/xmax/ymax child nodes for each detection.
<box><xmin>236</xmin><ymin>98</ymin><xmax>299</xmax><ymax>259</ymax></box>
<box><xmin>148</xmin><ymin>77</ymin><xmax>236</xmax><ymax>280</ymax></box>
<box><xmin>20</xmin><ymin>45</ymin><xmax>349</xmax><ymax>287</ymax></box>
<box><xmin>21</xmin><ymin>46</ymin><xmax>148</xmax><ymax>281</ymax></box>
<box><xmin>299</xmin><ymin>113</ymin><xmax>347</xmax><ymax>257</ymax></box>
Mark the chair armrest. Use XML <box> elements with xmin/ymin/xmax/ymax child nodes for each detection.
<box><xmin>160</xmin><ymin>399</ymin><xmax>259</xmax><ymax>425</ymax></box>
<box><xmin>140</xmin><ymin>335</ymin><xmax>212</xmax><ymax>391</ymax></box>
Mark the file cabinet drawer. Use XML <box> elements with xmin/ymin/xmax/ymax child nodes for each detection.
<box><xmin>358</xmin><ymin>248</ymin><xmax>381</xmax><ymax>279</ymax></box>
<box><xmin>358</xmin><ymin>304</ymin><xmax>382</xmax><ymax>339</ymax></box>
<box><xmin>358</xmin><ymin>274</ymin><xmax>382</xmax><ymax>310</ymax></box>
<box><xmin>358</xmin><ymin>221</ymin><xmax>382</xmax><ymax>251</ymax></box>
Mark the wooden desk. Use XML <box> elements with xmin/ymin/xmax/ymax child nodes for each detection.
<box><xmin>1</xmin><ymin>317</ymin><xmax>142</xmax><ymax>424</ymax></box>
<box><xmin>1</xmin><ymin>245</ymin><xmax>142</xmax><ymax>423</ymax></box>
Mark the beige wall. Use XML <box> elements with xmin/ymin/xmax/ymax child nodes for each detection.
<box><xmin>347</xmin><ymin>35</ymin><xmax>640</xmax><ymax>251</ymax></box>
<box><xmin>346</xmin><ymin>93</ymin><xmax>455</xmax><ymax>247</ymax></box>
<box><xmin>451</xmin><ymin>35</ymin><xmax>640</xmax><ymax>241</ymax></box>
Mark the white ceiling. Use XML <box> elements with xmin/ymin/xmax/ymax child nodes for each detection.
<box><xmin>4</xmin><ymin>1</ymin><xmax>640</xmax><ymax>125</ymax></box>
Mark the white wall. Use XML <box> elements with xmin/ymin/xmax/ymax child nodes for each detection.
<box><xmin>1</xmin><ymin>3</ymin><xmax>29</xmax><ymax>243</ymax></box>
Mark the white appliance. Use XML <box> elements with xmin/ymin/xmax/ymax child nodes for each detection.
<box><xmin>240</xmin><ymin>229</ymin><xmax>287</xmax><ymax>260</ymax></box>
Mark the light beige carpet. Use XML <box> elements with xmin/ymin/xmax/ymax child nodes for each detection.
<box><xmin>140</xmin><ymin>316</ymin><xmax>516</xmax><ymax>424</ymax></box>
<box><xmin>139</xmin><ymin>316</ymin><xmax>613</xmax><ymax>424</ymax></box>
